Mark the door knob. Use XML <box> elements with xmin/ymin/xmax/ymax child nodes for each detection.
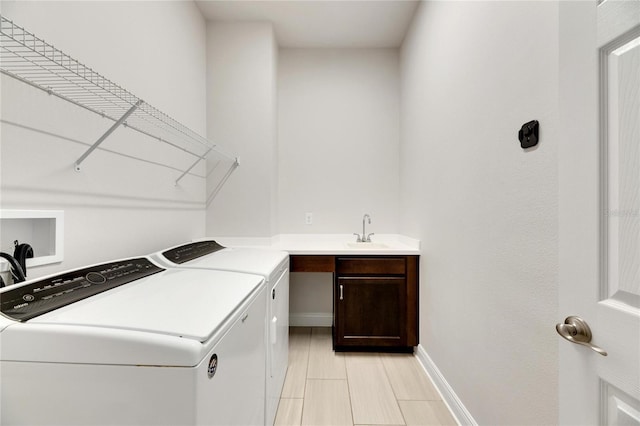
<box><xmin>556</xmin><ymin>316</ymin><xmax>607</xmax><ymax>356</ymax></box>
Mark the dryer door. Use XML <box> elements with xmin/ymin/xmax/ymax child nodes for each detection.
<box><xmin>267</xmin><ymin>266</ymin><xmax>289</xmax><ymax>425</ymax></box>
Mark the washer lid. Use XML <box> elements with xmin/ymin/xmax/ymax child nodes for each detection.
<box><xmin>30</xmin><ymin>267</ymin><xmax>264</xmax><ymax>342</ymax></box>
<box><xmin>156</xmin><ymin>240</ymin><xmax>288</xmax><ymax>277</ymax></box>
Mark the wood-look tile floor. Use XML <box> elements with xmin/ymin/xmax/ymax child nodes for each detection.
<box><xmin>274</xmin><ymin>327</ymin><xmax>458</xmax><ymax>426</ymax></box>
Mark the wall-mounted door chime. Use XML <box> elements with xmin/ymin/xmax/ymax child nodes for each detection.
<box><xmin>518</xmin><ymin>120</ymin><xmax>539</xmax><ymax>149</ymax></box>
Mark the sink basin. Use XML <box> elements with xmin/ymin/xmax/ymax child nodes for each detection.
<box><xmin>345</xmin><ymin>242</ymin><xmax>389</xmax><ymax>249</ymax></box>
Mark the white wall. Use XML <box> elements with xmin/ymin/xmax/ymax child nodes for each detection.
<box><xmin>400</xmin><ymin>2</ymin><xmax>559</xmax><ymax>425</ymax></box>
<box><xmin>278</xmin><ymin>48</ymin><xmax>400</xmax><ymax>322</ymax></box>
<box><xmin>289</xmin><ymin>272</ymin><xmax>333</xmax><ymax>326</ymax></box>
<box><xmin>0</xmin><ymin>1</ymin><xmax>208</xmax><ymax>277</ymax></box>
<box><xmin>205</xmin><ymin>22</ymin><xmax>278</xmax><ymax>238</ymax></box>
<box><xmin>278</xmin><ymin>48</ymin><xmax>400</xmax><ymax>234</ymax></box>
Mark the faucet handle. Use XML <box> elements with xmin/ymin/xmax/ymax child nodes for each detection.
<box><xmin>353</xmin><ymin>233</ymin><xmax>363</xmax><ymax>242</ymax></box>
<box><xmin>365</xmin><ymin>233</ymin><xmax>375</xmax><ymax>242</ymax></box>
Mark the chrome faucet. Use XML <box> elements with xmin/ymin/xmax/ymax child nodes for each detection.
<box><xmin>353</xmin><ymin>214</ymin><xmax>374</xmax><ymax>242</ymax></box>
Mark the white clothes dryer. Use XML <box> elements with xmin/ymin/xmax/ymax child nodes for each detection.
<box><xmin>0</xmin><ymin>257</ymin><xmax>266</xmax><ymax>425</ymax></box>
<box><xmin>149</xmin><ymin>240</ymin><xmax>289</xmax><ymax>426</ymax></box>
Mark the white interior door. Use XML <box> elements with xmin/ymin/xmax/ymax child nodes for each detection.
<box><xmin>559</xmin><ymin>1</ymin><xmax>640</xmax><ymax>424</ymax></box>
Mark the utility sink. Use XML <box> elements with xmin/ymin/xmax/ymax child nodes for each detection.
<box><xmin>345</xmin><ymin>242</ymin><xmax>389</xmax><ymax>249</ymax></box>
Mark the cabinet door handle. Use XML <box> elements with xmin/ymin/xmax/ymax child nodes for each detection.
<box><xmin>339</xmin><ymin>284</ymin><xmax>344</xmax><ymax>300</ymax></box>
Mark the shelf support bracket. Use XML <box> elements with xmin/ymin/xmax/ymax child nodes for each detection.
<box><xmin>206</xmin><ymin>158</ymin><xmax>240</xmax><ymax>206</ymax></box>
<box><xmin>74</xmin><ymin>100</ymin><xmax>144</xmax><ymax>171</ymax></box>
<box><xmin>174</xmin><ymin>147</ymin><xmax>213</xmax><ymax>186</ymax></box>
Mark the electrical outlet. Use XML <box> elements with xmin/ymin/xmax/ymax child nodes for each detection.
<box><xmin>305</xmin><ymin>212</ymin><xmax>313</xmax><ymax>225</ymax></box>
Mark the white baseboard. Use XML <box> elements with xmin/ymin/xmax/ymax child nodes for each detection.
<box><xmin>414</xmin><ymin>344</ymin><xmax>477</xmax><ymax>426</ymax></box>
<box><xmin>290</xmin><ymin>313</ymin><xmax>333</xmax><ymax>327</ymax></box>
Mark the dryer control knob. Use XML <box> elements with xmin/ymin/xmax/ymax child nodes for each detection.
<box><xmin>86</xmin><ymin>272</ymin><xmax>106</xmax><ymax>284</ymax></box>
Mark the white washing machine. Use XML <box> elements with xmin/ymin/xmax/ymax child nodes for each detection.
<box><xmin>0</xmin><ymin>257</ymin><xmax>266</xmax><ymax>425</ymax></box>
<box><xmin>149</xmin><ymin>240</ymin><xmax>289</xmax><ymax>426</ymax></box>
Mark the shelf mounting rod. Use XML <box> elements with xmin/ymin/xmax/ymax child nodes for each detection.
<box><xmin>74</xmin><ymin>100</ymin><xmax>144</xmax><ymax>171</ymax></box>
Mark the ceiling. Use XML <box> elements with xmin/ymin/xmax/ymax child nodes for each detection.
<box><xmin>195</xmin><ymin>0</ymin><xmax>420</xmax><ymax>48</ymax></box>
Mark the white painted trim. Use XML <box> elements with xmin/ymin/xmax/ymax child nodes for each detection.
<box><xmin>414</xmin><ymin>344</ymin><xmax>477</xmax><ymax>426</ymax></box>
<box><xmin>289</xmin><ymin>313</ymin><xmax>333</xmax><ymax>327</ymax></box>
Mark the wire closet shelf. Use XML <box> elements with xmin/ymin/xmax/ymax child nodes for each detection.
<box><xmin>0</xmin><ymin>15</ymin><xmax>238</xmax><ymax>195</ymax></box>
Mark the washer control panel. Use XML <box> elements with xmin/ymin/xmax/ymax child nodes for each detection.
<box><xmin>162</xmin><ymin>240</ymin><xmax>225</xmax><ymax>264</ymax></box>
<box><xmin>0</xmin><ymin>258</ymin><xmax>164</xmax><ymax>321</ymax></box>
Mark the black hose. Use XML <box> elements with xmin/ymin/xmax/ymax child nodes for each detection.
<box><xmin>0</xmin><ymin>252</ymin><xmax>26</xmax><ymax>284</ymax></box>
<box><xmin>13</xmin><ymin>241</ymin><xmax>34</xmax><ymax>277</ymax></box>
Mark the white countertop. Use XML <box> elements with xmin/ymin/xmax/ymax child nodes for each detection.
<box><xmin>212</xmin><ymin>234</ymin><xmax>421</xmax><ymax>256</ymax></box>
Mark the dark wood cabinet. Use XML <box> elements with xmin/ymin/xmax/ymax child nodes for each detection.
<box><xmin>334</xmin><ymin>256</ymin><xmax>418</xmax><ymax>351</ymax></box>
<box><xmin>288</xmin><ymin>253</ymin><xmax>419</xmax><ymax>351</ymax></box>
<box><xmin>335</xmin><ymin>276</ymin><xmax>407</xmax><ymax>347</ymax></box>
<box><xmin>290</xmin><ymin>255</ymin><xmax>335</xmax><ymax>272</ymax></box>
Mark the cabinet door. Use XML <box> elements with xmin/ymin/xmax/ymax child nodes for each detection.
<box><xmin>335</xmin><ymin>277</ymin><xmax>407</xmax><ymax>348</ymax></box>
